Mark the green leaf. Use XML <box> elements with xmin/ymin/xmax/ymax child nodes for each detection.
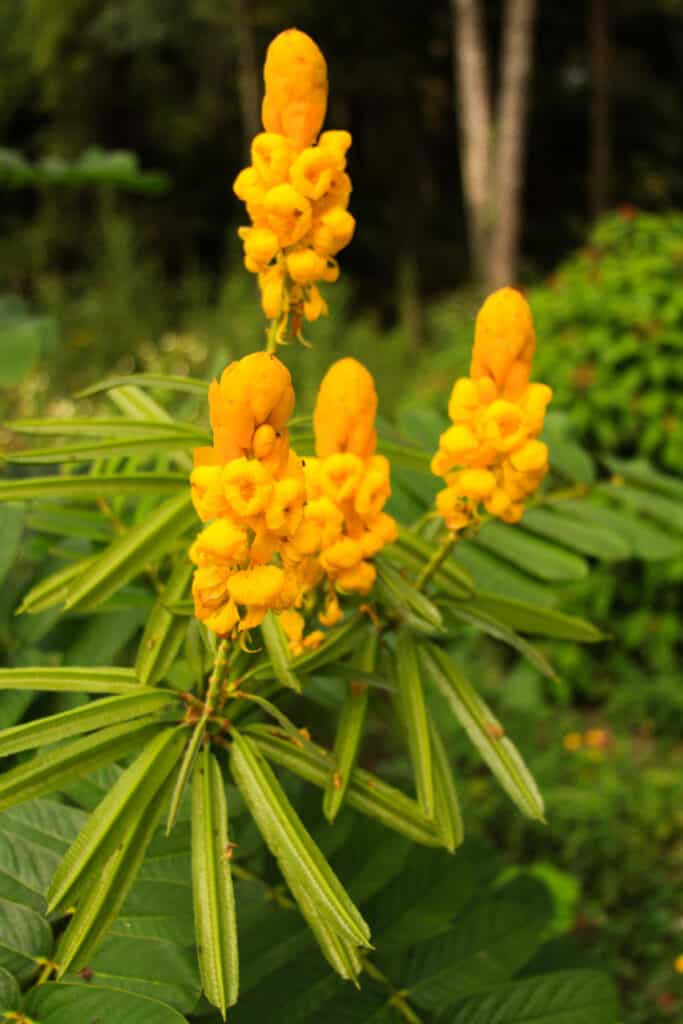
<box><xmin>48</xmin><ymin>727</ymin><xmax>186</xmax><ymax>914</ymax></box>
<box><xmin>0</xmin><ymin>690</ymin><xmax>177</xmax><ymax>759</ymax></box>
<box><xmin>247</xmin><ymin>726</ymin><xmax>442</xmax><ymax>848</ymax></box>
<box><xmin>136</xmin><ymin>560</ymin><xmax>193</xmax><ymax>686</ymax></box>
<box><xmin>441</xmin><ymin>969</ymin><xmax>619</xmax><ymax>1024</ymax></box>
<box><xmin>0</xmin><ymin>474</ymin><xmax>187</xmax><ymax>502</ymax></box>
<box><xmin>376</xmin><ymin>559</ymin><xmax>445</xmax><ymax>634</ymax></box>
<box><xmin>421</xmin><ymin>644</ymin><xmax>545</xmax><ymax>821</ymax></box>
<box><xmin>64</xmin><ymin>492</ymin><xmax>196</xmax><ymax>611</ymax></box>
<box><xmin>77</xmin><ymin>372</ymin><xmax>209</xmax><ymax>398</ymax></box>
<box><xmin>521</xmin><ymin>508</ymin><xmax>631</xmax><ymax>561</ymax></box>
<box><xmin>396</xmin><ymin>527</ymin><xmax>474</xmax><ymax>596</ymax></box>
<box><xmin>54</xmin><ymin>730</ymin><xmax>185</xmax><ymax>974</ymax></box>
<box><xmin>260</xmin><ymin>611</ymin><xmax>302</xmax><ymax>692</ymax></box>
<box><xmin>8</xmin><ymin>417</ymin><xmax>204</xmax><ymax>438</ymax></box>
<box><xmin>0</xmin><ymin>963</ymin><xmax>20</xmax><ymax>1011</ymax></box>
<box><xmin>474</xmin><ymin>523</ymin><xmax>589</xmax><ymax>582</ymax></box>
<box><xmin>230</xmin><ymin>729</ymin><xmax>371</xmax><ymax>950</ymax></box>
<box><xmin>288</xmin><ymin>879</ymin><xmax>363</xmax><ymax>982</ymax></box>
<box><xmin>603</xmin><ymin>456</ymin><xmax>683</xmax><ymax>501</ymax></box>
<box><xmin>443</xmin><ymin>604</ymin><xmax>559</xmax><ymax>680</ymax></box>
<box><xmin>560</xmin><ymin>498</ymin><xmax>682</xmax><ymax>561</ymax></box>
<box><xmin>0</xmin><ymin>666</ymin><xmax>141</xmax><ymax>694</ymax></box>
<box><xmin>6</xmin><ymin>435</ymin><xmax>205</xmax><ymax>464</ymax></box>
<box><xmin>0</xmin><ymin>719</ymin><xmax>164</xmax><ymax>813</ymax></box>
<box><xmin>16</xmin><ymin>554</ymin><xmax>99</xmax><ymax>614</ymax></box>
<box><xmin>454</xmin><ymin>544</ymin><xmax>555</xmax><ymax>607</ymax></box>
<box><xmin>0</xmin><ymin>798</ymin><xmax>85</xmax><ymax>856</ymax></box>
<box><xmin>465</xmin><ymin>594</ymin><xmax>604</xmax><ymax>643</ymax></box>
<box><xmin>26</xmin><ymin>505</ymin><xmax>113</xmax><ymax>543</ymax></box>
<box><xmin>0</xmin><ymin>506</ymin><xmax>23</xmax><ymax>588</ymax></box>
<box><xmin>405</xmin><ymin>876</ymin><xmax>552</xmax><ymax>1010</ymax></box>
<box><xmin>25</xmin><ymin>982</ymin><xmax>190</xmax><ymax>1023</ymax></box>
<box><xmin>429</xmin><ymin>718</ymin><xmax>464</xmax><ymax>853</ymax></box>
<box><xmin>377</xmin><ymin>437</ymin><xmax>431</xmax><ymax>472</ymax></box>
<box><xmin>0</xmin><ymin>896</ymin><xmax>52</xmax><ymax>983</ymax></box>
<box><xmin>64</xmin><ymin>934</ymin><xmax>200</xmax><ymax>1013</ymax></box>
<box><xmin>395</xmin><ymin>629</ymin><xmax>434</xmax><ymax>819</ymax></box>
<box><xmin>191</xmin><ymin>747</ymin><xmax>239</xmax><ymax>1017</ymax></box>
<box><xmin>597</xmin><ymin>482</ymin><xmax>683</xmax><ymax>532</ymax></box>
<box><xmin>165</xmin><ymin>715</ymin><xmax>208</xmax><ymax>836</ymax></box>
<box><xmin>323</xmin><ymin>629</ymin><xmax>376</xmax><ymax>823</ymax></box>
<box><xmin>0</xmin><ymin>822</ymin><xmax>60</xmax><ymax>910</ymax></box>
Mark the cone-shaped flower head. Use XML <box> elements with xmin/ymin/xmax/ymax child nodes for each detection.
<box><xmin>470</xmin><ymin>287</ymin><xmax>536</xmax><ymax>400</ymax></box>
<box><xmin>262</xmin><ymin>29</ymin><xmax>328</xmax><ymax>149</ymax></box>
<box><xmin>313</xmin><ymin>357</ymin><xmax>377</xmax><ymax>459</ymax></box>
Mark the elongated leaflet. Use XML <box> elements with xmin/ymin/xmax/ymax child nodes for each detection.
<box><xmin>395</xmin><ymin>628</ymin><xmax>434</xmax><ymax>820</ymax></box>
<box><xmin>191</xmin><ymin>748</ymin><xmax>239</xmax><ymax>1017</ymax></box>
<box><xmin>429</xmin><ymin>716</ymin><xmax>464</xmax><ymax>853</ymax></box>
<box><xmin>260</xmin><ymin>611</ymin><xmax>302</xmax><ymax>692</ymax></box>
<box><xmin>0</xmin><ymin>666</ymin><xmax>140</xmax><ymax>693</ymax></box>
<box><xmin>136</xmin><ymin>559</ymin><xmax>194</xmax><ymax>686</ymax></box>
<box><xmin>230</xmin><ymin>729</ymin><xmax>371</xmax><ymax>949</ymax></box>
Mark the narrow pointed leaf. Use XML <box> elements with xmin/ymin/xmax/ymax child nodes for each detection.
<box><xmin>166</xmin><ymin>715</ymin><xmax>208</xmax><ymax>836</ymax></box>
<box><xmin>0</xmin><ymin>720</ymin><xmax>163</xmax><ymax>813</ymax></box>
<box><xmin>323</xmin><ymin>629</ymin><xmax>376</xmax><ymax>823</ymax></box>
<box><xmin>77</xmin><ymin>372</ymin><xmax>209</xmax><ymax>398</ymax></box>
<box><xmin>395</xmin><ymin>628</ymin><xmax>434</xmax><ymax>819</ymax></box>
<box><xmin>48</xmin><ymin>727</ymin><xmax>186</xmax><ymax>913</ymax></box>
<box><xmin>0</xmin><ymin>474</ymin><xmax>187</xmax><ymax>502</ymax></box>
<box><xmin>230</xmin><ymin>729</ymin><xmax>371</xmax><ymax>948</ymax></box>
<box><xmin>474</xmin><ymin>522</ymin><xmax>589</xmax><ymax>582</ymax></box>
<box><xmin>421</xmin><ymin>643</ymin><xmax>545</xmax><ymax>821</ymax></box>
<box><xmin>64</xmin><ymin>492</ymin><xmax>196</xmax><ymax>611</ymax></box>
<box><xmin>8</xmin><ymin>417</ymin><xmax>204</xmax><ymax>438</ymax></box>
<box><xmin>377</xmin><ymin>560</ymin><xmax>444</xmax><ymax>634</ymax></box>
<box><xmin>55</xmin><ymin>736</ymin><xmax>183</xmax><ymax>975</ymax></box>
<box><xmin>17</xmin><ymin>554</ymin><xmax>98</xmax><ymax>614</ymax></box>
<box><xmin>429</xmin><ymin>717</ymin><xmax>464</xmax><ymax>853</ymax></box>
<box><xmin>260</xmin><ymin>611</ymin><xmax>302</xmax><ymax>692</ymax></box>
<box><xmin>6</xmin><ymin>435</ymin><xmax>206</xmax><ymax>464</ymax></box>
<box><xmin>0</xmin><ymin>690</ymin><xmax>178</xmax><ymax>759</ymax></box>
<box><xmin>443</xmin><ymin>605</ymin><xmax>559</xmax><ymax>681</ymax></box>
<box><xmin>466</xmin><ymin>593</ymin><xmax>603</xmax><ymax>642</ymax></box>
<box><xmin>288</xmin><ymin>875</ymin><xmax>362</xmax><ymax>983</ymax></box>
<box><xmin>521</xmin><ymin>507</ymin><xmax>631</xmax><ymax>561</ymax></box>
<box><xmin>192</xmin><ymin>748</ymin><xmax>239</xmax><ymax>1016</ymax></box>
<box><xmin>247</xmin><ymin>725</ymin><xmax>443</xmax><ymax>848</ymax></box>
<box><xmin>136</xmin><ymin>560</ymin><xmax>193</xmax><ymax>685</ymax></box>
<box><xmin>0</xmin><ymin>666</ymin><xmax>140</xmax><ymax>693</ymax></box>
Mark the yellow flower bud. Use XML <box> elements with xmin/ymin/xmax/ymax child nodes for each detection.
<box><xmin>263</xmin><ymin>183</ymin><xmax>312</xmax><ymax>248</ymax></box>
<box><xmin>286</xmin><ymin>247</ymin><xmax>328</xmax><ymax>284</ymax></box>
<box><xmin>189</xmin><ymin>520</ymin><xmax>248</xmax><ymax>567</ymax></box>
<box><xmin>336</xmin><ymin>560</ymin><xmax>375</xmax><ymax>594</ymax></box>
<box><xmin>289</xmin><ymin>146</ymin><xmax>336</xmax><ymax>200</ymax></box>
<box><xmin>311</xmin><ymin>207</ymin><xmax>356</xmax><ymax>257</ymax></box>
<box><xmin>470</xmin><ymin>287</ymin><xmax>536</xmax><ymax>399</ymax></box>
<box><xmin>251</xmin><ymin>132</ymin><xmax>297</xmax><ymax>186</ymax></box>
<box><xmin>261</xmin><ymin>29</ymin><xmax>328</xmax><ymax>148</ymax></box>
<box><xmin>242</xmin><ymin>226</ymin><xmax>279</xmax><ymax>268</ymax></box>
<box><xmin>314</xmin><ymin>357</ymin><xmax>378</xmax><ymax>458</ymax></box>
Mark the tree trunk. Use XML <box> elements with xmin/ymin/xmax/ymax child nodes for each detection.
<box><xmin>487</xmin><ymin>0</ymin><xmax>537</xmax><ymax>290</ymax></box>
<box><xmin>452</xmin><ymin>0</ymin><xmax>493</xmax><ymax>287</ymax></box>
<box><xmin>589</xmin><ymin>0</ymin><xmax>611</xmax><ymax>218</ymax></box>
<box><xmin>232</xmin><ymin>0</ymin><xmax>261</xmax><ymax>157</ymax></box>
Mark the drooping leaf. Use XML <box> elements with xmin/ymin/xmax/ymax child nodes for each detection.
<box><xmin>191</xmin><ymin>747</ymin><xmax>239</xmax><ymax>1017</ymax></box>
<box><xmin>463</xmin><ymin>593</ymin><xmax>603</xmax><ymax>643</ymax></box>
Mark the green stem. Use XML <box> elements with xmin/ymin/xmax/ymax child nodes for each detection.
<box><xmin>206</xmin><ymin>637</ymin><xmax>231</xmax><ymax>711</ymax></box>
<box><xmin>265</xmin><ymin>318</ymin><xmax>279</xmax><ymax>353</ymax></box>
<box><xmin>415</xmin><ymin>532</ymin><xmax>457</xmax><ymax>591</ymax></box>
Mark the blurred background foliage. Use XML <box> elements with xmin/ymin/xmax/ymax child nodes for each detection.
<box><xmin>1</xmin><ymin>2</ymin><xmax>682</xmax><ymax>1022</ymax></box>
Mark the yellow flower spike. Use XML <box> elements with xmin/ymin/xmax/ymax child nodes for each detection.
<box><xmin>470</xmin><ymin>287</ymin><xmax>536</xmax><ymax>400</ymax></box>
<box><xmin>314</xmin><ymin>358</ymin><xmax>378</xmax><ymax>458</ymax></box>
<box><xmin>262</xmin><ymin>29</ymin><xmax>328</xmax><ymax>149</ymax></box>
<box><xmin>289</xmin><ymin>147</ymin><xmax>336</xmax><ymax>201</ymax></box>
<box><xmin>263</xmin><ymin>183</ymin><xmax>313</xmax><ymax>248</ymax></box>
<box><xmin>251</xmin><ymin>132</ymin><xmax>297</xmax><ymax>187</ymax></box>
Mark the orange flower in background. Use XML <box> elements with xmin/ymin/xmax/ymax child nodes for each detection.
<box><xmin>233</xmin><ymin>29</ymin><xmax>354</xmax><ymax>340</ymax></box>
<box><xmin>432</xmin><ymin>288</ymin><xmax>552</xmax><ymax>533</ymax></box>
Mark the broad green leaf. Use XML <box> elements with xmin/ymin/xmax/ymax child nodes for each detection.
<box><xmin>421</xmin><ymin>644</ymin><xmax>545</xmax><ymax>821</ymax></box>
<box><xmin>0</xmin><ymin>690</ymin><xmax>177</xmax><ymax>758</ymax></box>
<box><xmin>454</xmin><ymin>544</ymin><xmax>555</xmax><ymax>607</ymax></box>
<box><xmin>443</xmin><ymin>605</ymin><xmax>559</xmax><ymax>680</ymax></box>
<box><xmin>64</xmin><ymin>934</ymin><xmax>200</xmax><ymax>1013</ymax></box>
<box><xmin>55</xmin><ymin>732</ymin><xmax>185</xmax><ymax>974</ymax></box>
<box><xmin>0</xmin><ymin>963</ymin><xmax>20</xmax><ymax>1011</ymax></box>
<box><xmin>560</xmin><ymin>498</ymin><xmax>682</xmax><ymax>561</ymax></box>
<box><xmin>521</xmin><ymin>508</ymin><xmax>630</xmax><ymax>561</ymax></box>
<box><xmin>191</xmin><ymin>747</ymin><xmax>239</xmax><ymax>1017</ymax></box>
<box><xmin>247</xmin><ymin>726</ymin><xmax>442</xmax><ymax>847</ymax></box>
<box><xmin>0</xmin><ymin>474</ymin><xmax>186</xmax><ymax>502</ymax></box>
<box><xmin>0</xmin><ymin>824</ymin><xmax>60</xmax><ymax>911</ymax></box>
<box><xmin>26</xmin><ymin>982</ymin><xmax>190</xmax><ymax>1024</ymax></box>
<box><xmin>77</xmin><ymin>372</ymin><xmax>209</xmax><ymax>398</ymax></box>
<box><xmin>405</xmin><ymin>876</ymin><xmax>552</xmax><ymax>1010</ymax></box>
<box><xmin>260</xmin><ymin>611</ymin><xmax>302</xmax><ymax>692</ymax></box>
<box><xmin>49</xmin><ymin>727</ymin><xmax>185</xmax><ymax>913</ymax></box>
<box><xmin>112</xmin><ymin>878</ymin><xmax>194</xmax><ymax>943</ymax></box>
<box><xmin>0</xmin><ymin>896</ymin><xmax>52</xmax><ymax>983</ymax></box>
<box><xmin>0</xmin><ymin>666</ymin><xmax>141</xmax><ymax>694</ymax></box>
<box><xmin>597</xmin><ymin>482</ymin><xmax>683</xmax><ymax>532</ymax></box>
<box><xmin>136</xmin><ymin>560</ymin><xmax>193</xmax><ymax>685</ymax></box>
<box><xmin>0</xmin><ymin>506</ymin><xmax>23</xmax><ymax>588</ymax></box>
<box><xmin>441</xmin><ymin>968</ymin><xmax>619</xmax><ymax>1024</ymax></box>
<box><xmin>475</xmin><ymin>522</ymin><xmax>589</xmax><ymax>582</ymax></box>
<box><xmin>6</xmin><ymin>435</ymin><xmax>205</xmax><ymax>464</ymax></box>
<box><xmin>8</xmin><ymin>417</ymin><xmax>203</xmax><ymax>438</ymax></box>
<box><xmin>395</xmin><ymin>629</ymin><xmax>434</xmax><ymax>819</ymax></box>
<box><xmin>64</xmin><ymin>491</ymin><xmax>196</xmax><ymax>611</ymax></box>
<box><xmin>323</xmin><ymin>629</ymin><xmax>376</xmax><ymax>823</ymax></box>
<box><xmin>230</xmin><ymin>729</ymin><xmax>371</xmax><ymax>949</ymax></box>
<box><xmin>0</xmin><ymin>719</ymin><xmax>164</xmax><ymax>813</ymax></box>
<box><xmin>466</xmin><ymin>594</ymin><xmax>603</xmax><ymax>643</ymax></box>
<box><xmin>0</xmin><ymin>798</ymin><xmax>85</xmax><ymax>856</ymax></box>
<box><xmin>429</xmin><ymin>718</ymin><xmax>463</xmax><ymax>853</ymax></box>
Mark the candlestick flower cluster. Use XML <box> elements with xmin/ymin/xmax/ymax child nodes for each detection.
<box><xmin>431</xmin><ymin>288</ymin><xmax>553</xmax><ymax>532</ymax></box>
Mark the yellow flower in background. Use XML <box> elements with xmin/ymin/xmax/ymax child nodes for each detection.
<box><xmin>233</xmin><ymin>28</ymin><xmax>355</xmax><ymax>341</ymax></box>
<box><xmin>189</xmin><ymin>353</ymin><xmax>317</xmax><ymax>636</ymax></box>
<box><xmin>432</xmin><ymin>287</ymin><xmax>552</xmax><ymax>533</ymax></box>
